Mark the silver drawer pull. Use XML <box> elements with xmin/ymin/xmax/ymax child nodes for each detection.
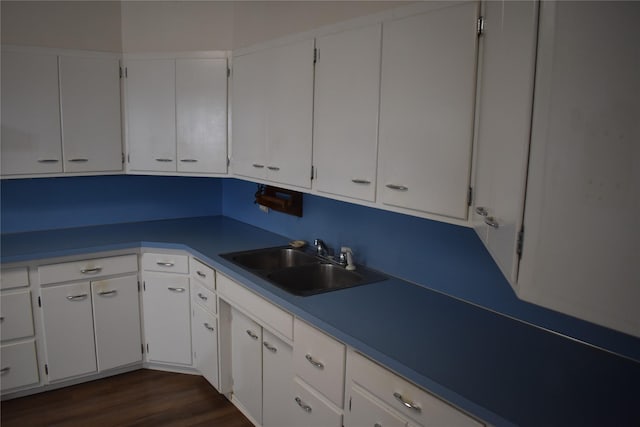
<box><xmin>197</xmin><ymin>293</ymin><xmax>208</xmax><ymax>301</ymax></box>
<box><xmin>386</xmin><ymin>184</ymin><xmax>408</xmax><ymax>191</ymax></box>
<box><xmin>66</xmin><ymin>294</ymin><xmax>88</xmax><ymax>301</ymax></box>
<box><xmin>69</xmin><ymin>158</ymin><xmax>89</xmax><ymax>163</ymax></box>
<box><xmin>98</xmin><ymin>290</ymin><xmax>117</xmax><ymax>297</ymax></box>
<box><xmin>204</xmin><ymin>322</ymin><xmax>215</xmax><ymax>332</ymax></box>
<box><xmin>374</xmin><ymin>424</ymin><xmax>382</xmax><ymax>427</ymax></box>
<box><xmin>263</xmin><ymin>342</ymin><xmax>277</xmax><ymax>353</ymax></box>
<box><xmin>156</xmin><ymin>262</ymin><xmax>175</xmax><ymax>267</ymax></box>
<box><xmin>155</xmin><ymin>158</ymin><xmax>173</xmax><ymax>162</ymax></box>
<box><xmin>393</xmin><ymin>392</ymin><xmax>421</xmax><ymax>413</ymax></box>
<box><xmin>305</xmin><ymin>354</ymin><xmax>324</xmax><ymax>370</ymax></box>
<box><xmin>37</xmin><ymin>159</ymin><xmax>59</xmax><ymax>163</ymax></box>
<box><xmin>267</xmin><ymin>166</ymin><xmax>280</xmax><ymax>171</ymax></box>
<box><xmin>484</xmin><ymin>217</ymin><xmax>499</xmax><ymax>229</ymax></box>
<box><xmin>295</xmin><ymin>397</ymin><xmax>312</xmax><ymax>413</ymax></box>
<box><xmin>252</xmin><ymin>163</ymin><xmax>265</xmax><ymax>168</ymax></box>
<box><xmin>196</xmin><ymin>271</ymin><xmax>207</xmax><ymax>278</ymax></box>
<box><xmin>475</xmin><ymin>206</ymin><xmax>489</xmax><ymax>217</ymax></box>
<box><xmin>246</xmin><ymin>330</ymin><xmax>259</xmax><ymax>340</ymax></box>
<box><xmin>80</xmin><ymin>267</ymin><xmax>102</xmax><ymax>274</ymax></box>
<box><xmin>0</xmin><ymin>367</ymin><xmax>10</xmax><ymax>375</ymax></box>
<box><xmin>168</xmin><ymin>287</ymin><xmax>185</xmax><ymax>293</ymax></box>
<box><xmin>351</xmin><ymin>179</ymin><xmax>371</xmax><ymax>185</ymax></box>
<box><xmin>180</xmin><ymin>159</ymin><xmax>198</xmax><ymax>163</ymax></box>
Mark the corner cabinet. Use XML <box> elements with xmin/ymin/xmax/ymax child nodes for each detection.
<box><xmin>377</xmin><ymin>2</ymin><xmax>479</xmax><ymax>220</ymax></box>
<box><xmin>125</xmin><ymin>54</ymin><xmax>228</xmax><ymax>175</ymax></box>
<box><xmin>231</xmin><ymin>39</ymin><xmax>315</xmax><ymax>189</ymax></box>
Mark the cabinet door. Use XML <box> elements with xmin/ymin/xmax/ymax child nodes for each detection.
<box><xmin>142</xmin><ymin>274</ymin><xmax>192</xmax><ymax>365</ymax></box>
<box><xmin>264</xmin><ymin>39</ymin><xmax>314</xmax><ymax>188</ymax></box>
<box><xmin>345</xmin><ymin>385</ymin><xmax>407</xmax><ymax>427</ymax></box>
<box><xmin>292</xmin><ymin>377</ymin><xmax>343</xmax><ymax>427</ymax></box>
<box><xmin>41</xmin><ymin>282</ymin><xmax>97</xmax><ymax>381</ymax></box>
<box><xmin>59</xmin><ymin>56</ymin><xmax>123</xmax><ymax>173</ymax></box>
<box><xmin>176</xmin><ymin>58</ymin><xmax>228</xmax><ymax>174</ymax></box>
<box><xmin>377</xmin><ymin>3</ymin><xmax>479</xmax><ymax>219</ymax></box>
<box><xmin>0</xmin><ymin>290</ymin><xmax>34</xmax><ymax>341</ymax></box>
<box><xmin>91</xmin><ymin>275</ymin><xmax>141</xmax><ymax>371</ymax></box>
<box><xmin>231</xmin><ymin>50</ymin><xmax>268</xmax><ymax>180</ymax></box>
<box><xmin>313</xmin><ymin>24</ymin><xmax>381</xmax><ymax>201</ymax></box>
<box><xmin>262</xmin><ymin>329</ymin><xmax>293</xmax><ymax>427</ymax></box>
<box><xmin>230</xmin><ymin>307</ymin><xmax>262</xmax><ymax>425</ymax></box>
<box><xmin>126</xmin><ymin>59</ymin><xmax>176</xmax><ymax>172</ymax></box>
<box><xmin>518</xmin><ymin>1</ymin><xmax>640</xmax><ymax>338</ymax></box>
<box><xmin>192</xmin><ymin>304</ymin><xmax>219</xmax><ymax>389</ymax></box>
<box><xmin>0</xmin><ymin>341</ymin><xmax>39</xmax><ymax>391</ymax></box>
<box><xmin>471</xmin><ymin>1</ymin><xmax>538</xmax><ymax>285</ymax></box>
<box><xmin>1</xmin><ymin>51</ymin><xmax>62</xmax><ymax>175</ymax></box>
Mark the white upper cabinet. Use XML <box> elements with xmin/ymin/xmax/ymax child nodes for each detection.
<box><xmin>59</xmin><ymin>55</ymin><xmax>123</xmax><ymax>173</ymax></box>
<box><xmin>1</xmin><ymin>51</ymin><xmax>62</xmax><ymax>175</ymax></box>
<box><xmin>126</xmin><ymin>58</ymin><xmax>177</xmax><ymax>172</ymax></box>
<box><xmin>176</xmin><ymin>58</ymin><xmax>228</xmax><ymax>174</ymax></box>
<box><xmin>472</xmin><ymin>1</ymin><xmax>539</xmax><ymax>285</ymax></box>
<box><xmin>377</xmin><ymin>3</ymin><xmax>479</xmax><ymax>220</ymax></box>
<box><xmin>232</xmin><ymin>39</ymin><xmax>315</xmax><ymax>188</ymax></box>
<box><xmin>313</xmin><ymin>24</ymin><xmax>382</xmax><ymax>202</ymax></box>
<box><xmin>518</xmin><ymin>1</ymin><xmax>640</xmax><ymax>338</ymax></box>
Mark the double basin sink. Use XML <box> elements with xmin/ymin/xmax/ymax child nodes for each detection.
<box><xmin>220</xmin><ymin>246</ymin><xmax>387</xmax><ymax>296</ymax></box>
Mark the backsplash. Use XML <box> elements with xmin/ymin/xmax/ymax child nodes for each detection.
<box><xmin>0</xmin><ymin>175</ymin><xmax>222</xmax><ymax>233</ymax></box>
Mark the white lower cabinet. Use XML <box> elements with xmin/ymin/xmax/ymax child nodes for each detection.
<box><xmin>292</xmin><ymin>376</ymin><xmax>343</xmax><ymax>427</ymax></box>
<box><xmin>192</xmin><ymin>303</ymin><xmax>219</xmax><ymax>389</ymax></box>
<box><xmin>262</xmin><ymin>329</ymin><xmax>294</xmax><ymax>427</ymax></box>
<box><xmin>345</xmin><ymin>384</ymin><xmax>408</xmax><ymax>427</ymax></box>
<box><xmin>142</xmin><ymin>273</ymin><xmax>192</xmax><ymax>366</ymax></box>
<box><xmin>0</xmin><ymin>341</ymin><xmax>39</xmax><ymax>391</ymax></box>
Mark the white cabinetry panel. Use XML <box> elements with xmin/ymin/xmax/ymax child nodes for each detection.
<box><xmin>192</xmin><ymin>303</ymin><xmax>219</xmax><ymax>389</ymax></box>
<box><xmin>0</xmin><ymin>341</ymin><xmax>39</xmax><ymax>391</ymax></box>
<box><xmin>262</xmin><ymin>329</ymin><xmax>293</xmax><ymax>427</ymax></box>
<box><xmin>0</xmin><ymin>290</ymin><xmax>34</xmax><ymax>341</ymax></box>
<box><xmin>377</xmin><ymin>3</ymin><xmax>479</xmax><ymax>219</ymax></box>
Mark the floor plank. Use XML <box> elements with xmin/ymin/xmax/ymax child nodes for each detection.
<box><xmin>1</xmin><ymin>370</ymin><xmax>253</xmax><ymax>427</ymax></box>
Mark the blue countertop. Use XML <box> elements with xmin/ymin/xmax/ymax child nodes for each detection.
<box><xmin>2</xmin><ymin>216</ymin><xmax>639</xmax><ymax>426</ymax></box>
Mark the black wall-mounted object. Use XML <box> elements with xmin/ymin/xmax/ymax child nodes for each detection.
<box><xmin>254</xmin><ymin>184</ymin><xmax>303</xmax><ymax>217</ymax></box>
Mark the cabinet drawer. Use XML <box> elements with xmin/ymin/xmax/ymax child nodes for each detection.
<box><xmin>346</xmin><ymin>384</ymin><xmax>408</xmax><ymax>427</ymax></box>
<box><xmin>193</xmin><ymin>281</ymin><xmax>216</xmax><ymax>315</ymax></box>
<box><xmin>142</xmin><ymin>253</ymin><xmax>189</xmax><ymax>274</ymax></box>
<box><xmin>293</xmin><ymin>319</ymin><xmax>345</xmax><ymax>408</ymax></box>
<box><xmin>39</xmin><ymin>254</ymin><xmax>137</xmax><ymax>285</ymax></box>
<box><xmin>1</xmin><ymin>267</ymin><xmax>29</xmax><ymax>290</ymax></box>
<box><xmin>348</xmin><ymin>351</ymin><xmax>483</xmax><ymax>427</ymax></box>
<box><xmin>217</xmin><ymin>273</ymin><xmax>293</xmax><ymax>341</ymax></box>
<box><xmin>1</xmin><ymin>340</ymin><xmax>39</xmax><ymax>391</ymax></box>
<box><xmin>292</xmin><ymin>377</ymin><xmax>342</xmax><ymax>427</ymax></box>
<box><xmin>190</xmin><ymin>258</ymin><xmax>215</xmax><ymax>290</ymax></box>
<box><xmin>0</xmin><ymin>290</ymin><xmax>34</xmax><ymax>341</ymax></box>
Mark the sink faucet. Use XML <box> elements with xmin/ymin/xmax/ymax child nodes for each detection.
<box><xmin>339</xmin><ymin>247</ymin><xmax>356</xmax><ymax>271</ymax></box>
<box><xmin>313</xmin><ymin>239</ymin><xmax>330</xmax><ymax>257</ymax></box>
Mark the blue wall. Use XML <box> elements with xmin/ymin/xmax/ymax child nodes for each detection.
<box><xmin>222</xmin><ymin>178</ymin><xmax>640</xmax><ymax>360</ymax></box>
<box><xmin>1</xmin><ymin>175</ymin><xmax>223</xmax><ymax>233</ymax></box>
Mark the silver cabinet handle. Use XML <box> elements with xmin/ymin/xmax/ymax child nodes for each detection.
<box><xmin>351</xmin><ymin>179</ymin><xmax>371</xmax><ymax>185</ymax></box>
<box><xmin>37</xmin><ymin>159</ymin><xmax>59</xmax><ymax>163</ymax></box>
<box><xmin>204</xmin><ymin>322</ymin><xmax>215</xmax><ymax>332</ymax></box>
<box><xmin>156</xmin><ymin>262</ymin><xmax>175</xmax><ymax>267</ymax></box>
<box><xmin>246</xmin><ymin>330</ymin><xmax>259</xmax><ymax>340</ymax></box>
<box><xmin>393</xmin><ymin>392</ymin><xmax>421</xmax><ymax>413</ymax></box>
<box><xmin>155</xmin><ymin>158</ymin><xmax>173</xmax><ymax>162</ymax></box>
<box><xmin>168</xmin><ymin>287</ymin><xmax>185</xmax><ymax>293</ymax></box>
<box><xmin>68</xmin><ymin>158</ymin><xmax>88</xmax><ymax>162</ymax></box>
<box><xmin>80</xmin><ymin>267</ymin><xmax>102</xmax><ymax>274</ymax></box>
<box><xmin>305</xmin><ymin>354</ymin><xmax>324</xmax><ymax>370</ymax></box>
<box><xmin>295</xmin><ymin>397</ymin><xmax>312</xmax><ymax>413</ymax></box>
<box><xmin>0</xmin><ymin>367</ymin><xmax>10</xmax><ymax>374</ymax></box>
<box><xmin>98</xmin><ymin>290</ymin><xmax>117</xmax><ymax>297</ymax></box>
<box><xmin>374</xmin><ymin>424</ymin><xmax>382</xmax><ymax>427</ymax></box>
<box><xmin>252</xmin><ymin>163</ymin><xmax>265</xmax><ymax>168</ymax></box>
<box><xmin>484</xmin><ymin>217</ymin><xmax>499</xmax><ymax>229</ymax></box>
<box><xmin>180</xmin><ymin>159</ymin><xmax>198</xmax><ymax>163</ymax></box>
<box><xmin>386</xmin><ymin>184</ymin><xmax>408</xmax><ymax>191</ymax></box>
<box><xmin>267</xmin><ymin>166</ymin><xmax>280</xmax><ymax>171</ymax></box>
<box><xmin>197</xmin><ymin>293</ymin><xmax>208</xmax><ymax>301</ymax></box>
<box><xmin>196</xmin><ymin>271</ymin><xmax>207</xmax><ymax>278</ymax></box>
<box><xmin>66</xmin><ymin>294</ymin><xmax>88</xmax><ymax>301</ymax></box>
<box><xmin>475</xmin><ymin>206</ymin><xmax>489</xmax><ymax>217</ymax></box>
<box><xmin>263</xmin><ymin>342</ymin><xmax>277</xmax><ymax>353</ymax></box>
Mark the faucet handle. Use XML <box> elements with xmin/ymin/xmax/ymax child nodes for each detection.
<box><xmin>340</xmin><ymin>247</ymin><xmax>356</xmax><ymax>271</ymax></box>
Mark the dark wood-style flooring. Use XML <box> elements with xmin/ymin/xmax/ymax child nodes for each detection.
<box><xmin>1</xmin><ymin>369</ymin><xmax>253</xmax><ymax>427</ymax></box>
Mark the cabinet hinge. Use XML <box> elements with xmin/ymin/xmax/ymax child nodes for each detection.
<box><xmin>516</xmin><ymin>227</ymin><xmax>525</xmax><ymax>258</ymax></box>
<box><xmin>227</xmin><ymin>157</ymin><xmax>230</xmax><ymax>167</ymax></box>
<box><xmin>137</xmin><ymin>281</ymin><xmax>140</xmax><ymax>292</ymax></box>
<box><xmin>45</xmin><ymin>364</ymin><xmax>49</xmax><ymax>375</ymax></box>
<box><xmin>227</xmin><ymin>66</ymin><xmax>231</xmax><ymax>78</ymax></box>
<box><xmin>119</xmin><ymin>66</ymin><xmax>123</xmax><ymax>79</ymax></box>
<box><xmin>141</xmin><ymin>343</ymin><xmax>144</xmax><ymax>354</ymax></box>
<box><xmin>125</xmin><ymin>67</ymin><xmax>128</xmax><ymax>78</ymax></box>
<box><xmin>477</xmin><ymin>16</ymin><xmax>485</xmax><ymax>36</ymax></box>
<box><xmin>143</xmin><ymin>281</ymin><xmax>146</xmax><ymax>291</ymax></box>
<box><xmin>38</xmin><ymin>296</ymin><xmax>42</xmax><ymax>308</ymax></box>
<box><xmin>349</xmin><ymin>397</ymin><xmax>352</xmax><ymax>411</ymax></box>
<box><xmin>467</xmin><ymin>187</ymin><xmax>473</xmax><ymax>207</ymax></box>
<box><xmin>146</xmin><ymin>343</ymin><xmax>149</xmax><ymax>353</ymax></box>
<box><xmin>310</xmin><ymin>165</ymin><xmax>315</xmax><ymax>180</ymax></box>
<box><xmin>313</xmin><ymin>48</ymin><xmax>318</xmax><ymax>64</ymax></box>
<box><xmin>122</xmin><ymin>153</ymin><xmax>125</xmax><ymax>164</ymax></box>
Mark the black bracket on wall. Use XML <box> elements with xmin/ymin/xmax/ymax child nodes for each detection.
<box><xmin>254</xmin><ymin>184</ymin><xmax>303</xmax><ymax>217</ymax></box>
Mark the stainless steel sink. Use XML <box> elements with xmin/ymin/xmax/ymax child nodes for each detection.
<box><xmin>220</xmin><ymin>246</ymin><xmax>387</xmax><ymax>296</ymax></box>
